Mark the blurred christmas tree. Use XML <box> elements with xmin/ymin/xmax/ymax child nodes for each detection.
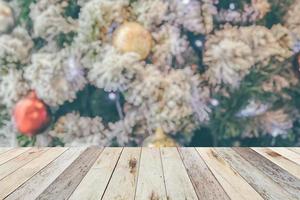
<box><xmin>0</xmin><ymin>0</ymin><xmax>300</xmax><ymax>147</ymax></box>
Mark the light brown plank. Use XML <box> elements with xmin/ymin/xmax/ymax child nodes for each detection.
<box><xmin>178</xmin><ymin>148</ymin><xmax>230</xmax><ymax>200</ymax></box>
<box><xmin>253</xmin><ymin>148</ymin><xmax>300</xmax><ymax>179</ymax></box>
<box><xmin>135</xmin><ymin>148</ymin><xmax>167</xmax><ymax>200</ymax></box>
<box><xmin>197</xmin><ymin>148</ymin><xmax>263</xmax><ymax>200</ymax></box>
<box><xmin>235</xmin><ymin>148</ymin><xmax>300</xmax><ymax>198</ymax></box>
<box><xmin>161</xmin><ymin>148</ymin><xmax>198</xmax><ymax>200</ymax></box>
<box><xmin>6</xmin><ymin>148</ymin><xmax>86</xmax><ymax>200</ymax></box>
<box><xmin>0</xmin><ymin>148</ymin><xmax>66</xmax><ymax>199</ymax></box>
<box><xmin>269</xmin><ymin>148</ymin><xmax>300</xmax><ymax>165</ymax></box>
<box><xmin>69</xmin><ymin>147</ymin><xmax>123</xmax><ymax>200</ymax></box>
<box><xmin>216</xmin><ymin>148</ymin><xmax>298</xmax><ymax>200</ymax></box>
<box><xmin>0</xmin><ymin>148</ymin><xmax>11</xmax><ymax>155</ymax></box>
<box><xmin>0</xmin><ymin>148</ymin><xmax>30</xmax><ymax>166</ymax></box>
<box><xmin>102</xmin><ymin>148</ymin><xmax>141</xmax><ymax>200</ymax></box>
<box><xmin>289</xmin><ymin>148</ymin><xmax>300</xmax><ymax>155</ymax></box>
<box><xmin>36</xmin><ymin>147</ymin><xmax>103</xmax><ymax>200</ymax></box>
<box><xmin>0</xmin><ymin>148</ymin><xmax>48</xmax><ymax>180</ymax></box>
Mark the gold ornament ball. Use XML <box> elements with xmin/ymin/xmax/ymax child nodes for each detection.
<box><xmin>143</xmin><ymin>127</ymin><xmax>179</xmax><ymax>147</ymax></box>
<box><xmin>113</xmin><ymin>22</ymin><xmax>152</xmax><ymax>60</ymax></box>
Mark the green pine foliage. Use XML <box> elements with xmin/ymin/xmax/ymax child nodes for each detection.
<box><xmin>3</xmin><ymin>0</ymin><xmax>300</xmax><ymax>147</ymax></box>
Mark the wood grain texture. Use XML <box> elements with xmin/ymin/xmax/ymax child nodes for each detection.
<box><xmin>216</xmin><ymin>148</ymin><xmax>298</xmax><ymax>200</ymax></box>
<box><xmin>69</xmin><ymin>147</ymin><xmax>123</xmax><ymax>200</ymax></box>
<box><xmin>197</xmin><ymin>148</ymin><xmax>263</xmax><ymax>200</ymax></box>
<box><xmin>0</xmin><ymin>148</ymin><xmax>11</xmax><ymax>155</ymax></box>
<box><xmin>102</xmin><ymin>148</ymin><xmax>141</xmax><ymax>200</ymax></box>
<box><xmin>0</xmin><ymin>148</ymin><xmax>66</xmax><ymax>199</ymax></box>
<box><xmin>269</xmin><ymin>148</ymin><xmax>300</xmax><ymax>165</ymax></box>
<box><xmin>253</xmin><ymin>148</ymin><xmax>300</xmax><ymax>179</ymax></box>
<box><xmin>36</xmin><ymin>147</ymin><xmax>102</xmax><ymax>200</ymax></box>
<box><xmin>235</xmin><ymin>147</ymin><xmax>300</xmax><ymax>198</ymax></box>
<box><xmin>135</xmin><ymin>148</ymin><xmax>168</xmax><ymax>200</ymax></box>
<box><xmin>0</xmin><ymin>147</ymin><xmax>299</xmax><ymax>200</ymax></box>
<box><xmin>0</xmin><ymin>148</ymin><xmax>48</xmax><ymax>180</ymax></box>
<box><xmin>289</xmin><ymin>148</ymin><xmax>300</xmax><ymax>155</ymax></box>
<box><xmin>0</xmin><ymin>148</ymin><xmax>30</xmax><ymax>166</ymax></box>
<box><xmin>6</xmin><ymin>148</ymin><xmax>85</xmax><ymax>200</ymax></box>
<box><xmin>179</xmin><ymin>148</ymin><xmax>230</xmax><ymax>200</ymax></box>
<box><xmin>161</xmin><ymin>148</ymin><xmax>198</xmax><ymax>200</ymax></box>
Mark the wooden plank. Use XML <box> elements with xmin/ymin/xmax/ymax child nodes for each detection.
<box><xmin>289</xmin><ymin>148</ymin><xmax>300</xmax><ymax>155</ymax></box>
<box><xmin>216</xmin><ymin>148</ymin><xmax>298</xmax><ymax>200</ymax></box>
<box><xmin>270</xmin><ymin>148</ymin><xmax>300</xmax><ymax>165</ymax></box>
<box><xmin>196</xmin><ymin>148</ymin><xmax>263</xmax><ymax>200</ymax></box>
<box><xmin>0</xmin><ymin>148</ymin><xmax>11</xmax><ymax>155</ymax></box>
<box><xmin>0</xmin><ymin>148</ymin><xmax>30</xmax><ymax>165</ymax></box>
<box><xmin>235</xmin><ymin>148</ymin><xmax>300</xmax><ymax>198</ymax></box>
<box><xmin>161</xmin><ymin>148</ymin><xmax>198</xmax><ymax>200</ymax></box>
<box><xmin>253</xmin><ymin>148</ymin><xmax>300</xmax><ymax>179</ymax></box>
<box><xmin>36</xmin><ymin>147</ymin><xmax>102</xmax><ymax>200</ymax></box>
<box><xmin>101</xmin><ymin>148</ymin><xmax>141</xmax><ymax>200</ymax></box>
<box><xmin>0</xmin><ymin>148</ymin><xmax>48</xmax><ymax>180</ymax></box>
<box><xmin>178</xmin><ymin>148</ymin><xmax>230</xmax><ymax>200</ymax></box>
<box><xmin>6</xmin><ymin>148</ymin><xmax>86</xmax><ymax>200</ymax></box>
<box><xmin>69</xmin><ymin>148</ymin><xmax>123</xmax><ymax>200</ymax></box>
<box><xmin>0</xmin><ymin>148</ymin><xmax>66</xmax><ymax>199</ymax></box>
<box><xmin>135</xmin><ymin>148</ymin><xmax>167</xmax><ymax>200</ymax></box>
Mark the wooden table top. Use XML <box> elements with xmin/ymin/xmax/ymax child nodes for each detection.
<box><xmin>0</xmin><ymin>147</ymin><xmax>299</xmax><ymax>200</ymax></box>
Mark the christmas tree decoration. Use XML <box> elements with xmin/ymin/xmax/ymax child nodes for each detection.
<box><xmin>284</xmin><ymin>0</ymin><xmax>300</xmax><ymax>41</ymax></box>
<box><xmin>1</xmin><ymin>0</ymin><xmax>300</xmax><ymax>147</ymax></box>
<box><xmin>204</xmin><ymin>25</ymin><xmax>292</xmax><ymax>88</ymax></box>
<box><xmin>13</xmin><ymin>91</ymin><xmax>50</xmax><ymax>136</ymax></box>
<box><xmin>49</xmin><ymin>112</ymin><xmax>109</xmax><ymax>146</ymax></box>
<box><xmin>25</xmin><ymin>50</ymin><xmax>87</xmax><ymax>107</ymax></box>
<box><xmin>0</xmin><ymin>1</ymin><xmax>14</xmax><ymax>33</ymax></box>
<box><xmin>87</xmin><ymin>45</ymin><xmax>143</xmax><ymax>92</ymax></box>
<box><xmin>113</xmin><ymin>22</ymin><xmax>152</xmax><ymax>60</ymax></box>
<box><xmin>143</xmin><ymin>127</ymin><xmax>178</xmax><ymax>147</ymax></box>
<box><xmin>0</xmin><ymin>69</ymin><xmax>29</xmax><ymax>109</ymax></box>
<box><xmin>0</xmin><ymin>27</ymin><xmax>33</xmax><ymax>69</ymax></box>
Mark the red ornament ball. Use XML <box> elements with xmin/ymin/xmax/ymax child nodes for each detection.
<box><xmin>13</xmin><ymin>91</ymin><xmax>50</xmax><ymax>136</ymax></box>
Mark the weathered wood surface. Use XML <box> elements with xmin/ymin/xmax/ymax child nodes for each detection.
<box><xmin>0</xmin><ymin>147</ymin><xmax>299</xmax><ymax>200</ymax></box>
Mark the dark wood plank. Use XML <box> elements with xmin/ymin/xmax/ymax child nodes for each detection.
<box><xmin>253</xmin><ymin>148</ymin><xmax>300</xmax><ymax>179</ymax></box>
<box><xmin>178</xmin><ymin>148</ymin><xmax>230</xmax><ymax>200</ymax></box>
<box><xmin>36</xmin><ymin>147</ymin><xmax>103</xmax><ymax>200</ymax></box>
<box><xmin>197</xmin><ymin>148</ymin><xmax>263</xmax><ymax>200</ymax></box>
<box><xmin>234</xmin><ymin>147</ymin><xmax>300</xmax><ymax>198</ymax></box>
<box><xmin>216</xmin><ymin>148</ymin><xmax>298</xmax><ymax>200</ymax></box>
<box><xmin>6</xmin><ymin>148</ymin><xmax>86</xmax><ymax>200</ymax></box>
<box><xmin>69</xmin><ymin>148</ymin><xmax>123</xmax><ymax>200</ymax></box>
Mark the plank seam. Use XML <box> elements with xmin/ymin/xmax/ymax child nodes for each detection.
<box><xmin>100</xmin><ymin>147</ymin><xmax>124</xmax><ymax>200</ymax></box>
<box><xmin>195</xmin><ymin>148</ymin><xmax>236</xmax><ymax>199</ymax></box>
<box><xmin>65</xmin><ymin>148</ymin><xmax>104</xmax><ymax>200</ymax></box>
<box><xmin>0</xmin><ymin>148</ymin><xmax>50</xmax><ymax>182</ymax></box>
<box><xmin>213</xmin><ymin>148</ymin><xmax>269</xmax><ymax>199</ymax></box>
<box><xmin>177</xmin><ymin>148</ymin><xmax>201</xmax><ymax>200</ymax></box>
<box><xmin>3</xmin><ymin>148</ymin><xmax>69</xmax><ymax>199</ymax></box>
<box><xmin>133</xmin><ymin>147</ymin><xmax>142</xmax><ymax>200</ymax></box>
<box><xmin>159</xmin><ymin>148</ymin><xmax>169</xmax><ymax>200</ymax></box>
<box><xmin>233</xmin><ymin>148</ymin><xmax>300</xmax><ymax>199</ymax></box>
<box><xmin>268</xmin><ymin>148</ymin><xmax>300</xmax><ymax>166</ymax></box>
<box><xmin>0</xmin><ymin>148</ymin><xmax>11</xmax><ymax>156</ymax></box>
<box><xmin>0</xmin><ymin>148</ymin><xmax>31</xmax><ymax>167</ymax></box>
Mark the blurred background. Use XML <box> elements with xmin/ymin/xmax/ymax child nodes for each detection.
<box><xmin>0</xmin><ymin>0</ymin><xmax>300</xmax><ymax>147</ymax></box>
